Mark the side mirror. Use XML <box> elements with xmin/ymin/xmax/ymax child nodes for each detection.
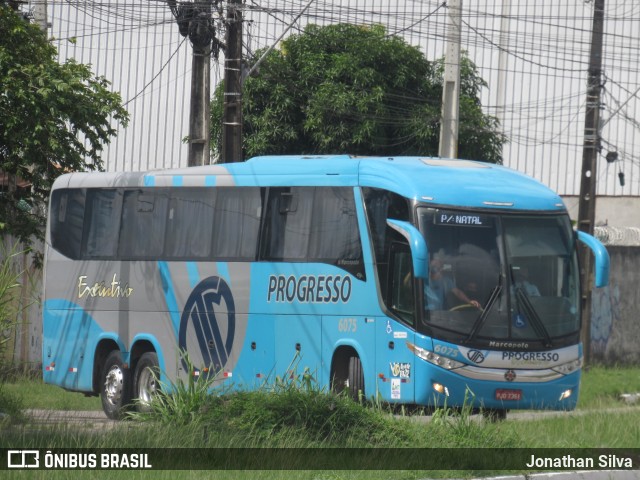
<box><xmin>386</xmin><ymin>219</ymin><xmax>428</xmax><ymax>279</ymax></box>
<box><xmin>577</xmin><ymin>230</ymin><xmax>610</xmax><ymax>288</ymax></box>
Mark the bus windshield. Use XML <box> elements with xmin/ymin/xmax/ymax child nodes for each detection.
<box><xmin>417</xmin><ymin>209</ymin><xmax>580</xmax><ymax>349</ymax></box>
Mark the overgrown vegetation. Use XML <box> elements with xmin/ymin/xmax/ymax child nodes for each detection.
<box><xmin>1</xmin><ymin>3</ymin><xmax>129</xmax><ymax>255</ymax></box>
<box><xmin>1</xmin><ymin>364</ymin><xmax>639</xmax><ymax>477</ymax></box>
<box><xmin>128</xmin><ymin>355</ymin><xmax>432</xmax><ymax>447</ymax></box>
<box><xmin>211</xmin><ymin>23</ymin><xmax>506</xmax><ymax>162</ymax></box>
<box><xmin>0</xmin><ymin>244</ymin><xmax>26</xmax><ymax>372</ymax></box>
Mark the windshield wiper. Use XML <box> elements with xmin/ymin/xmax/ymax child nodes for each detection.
<box><xmin>464</xmin><ymin>277</ymin><xmax>502</xmax><ymax>344</ymax></box>
<box><xmin>515</xmin><ymin>287</ymin><xmax>553</xmax><ymax>348</ymax></box>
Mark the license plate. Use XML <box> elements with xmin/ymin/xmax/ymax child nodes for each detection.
<box><xmin>495</xmin><ymin>389</ymin><xmax>522</xmax><ymax>401</ymax></box>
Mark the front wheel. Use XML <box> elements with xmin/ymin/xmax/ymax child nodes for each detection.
<box><xmin>347</xmin><ymin>356</ymin><xmax>364</xmax><ymax>402</ymax></box>
<box><xmin>133</xmin><ymin>352</ymin><xmax>160</xmax><ymax>413</ymax></box>
<box><xmin>100</xmin><ymin>350</ymin><xmax>132</xmax><ymax>420</ymax></box>
<box><xmin>482</xmin><ymin>408</ymin><xmax>507</xmax><ymax>422</ymax></box>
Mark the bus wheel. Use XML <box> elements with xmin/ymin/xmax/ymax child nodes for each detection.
<box><xmin>100</xmin><ymin>350</ymin><xmax>131</xmax><ymax>420</ymax></box>
<box><xmin>347</xmin><ymin>356</ymin><xmax>364</xmax><ymax>402</ymax></box>
<box><xmin>133</xmin><ymin>352</ymin><xmax>159</xmax><ymax>413</ymax></box>
<box><xmin>482</xmin><ymin>408</ymin><xmax>507</xmax><ymax>422</ymax></box>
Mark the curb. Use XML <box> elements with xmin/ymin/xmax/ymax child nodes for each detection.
<box><xmin>452</xmin><ymin>471</ymin><xmax>640</xmax><ymax>480</ymax></box>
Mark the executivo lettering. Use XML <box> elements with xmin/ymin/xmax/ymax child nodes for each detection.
<box><xmin>77</xmin><ymin>274</ymin><xmax>134</xmax><ymax>299</ymax></box>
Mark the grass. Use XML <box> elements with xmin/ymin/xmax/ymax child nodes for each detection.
<box><xmin>1</xmin><ymin>365</ymin><xmax>639</xmax><ymax>478</ymax></box>
<box><xmin>1</xmin><ymin>376</ymin><xmax>101</xmax><ymax>411</ymax></box>
<box><xmin>577</xmin><ymin>364</ymin><xmax>640</xmax><ymax>408</ymax></box>
<box><xmin>513</xmin><ymin>410</ymin><xmax>640</xmax><ymax>448</ymax></box>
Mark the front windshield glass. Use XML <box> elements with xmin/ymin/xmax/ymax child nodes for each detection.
<box><xmin>417</xmin><ymin>208</ymin><xmax>580</xmax><ymax>349</ymax></box>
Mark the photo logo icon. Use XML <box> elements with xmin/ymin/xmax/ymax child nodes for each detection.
<box><xmin>7</xmin><ymin>450</ymin><xmax>39</xmax><ymax>468</ymax></box>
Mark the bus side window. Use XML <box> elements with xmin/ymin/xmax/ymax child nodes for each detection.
<box><xmin>309</xmin><ymin>187</ymin><xmax>363</xmax><ymax>277</ymax></box>
<box><xmin>363</xmin><ymin>188</ymin><xmax>411</xmax><ymax>307</ymax></box>
<box><xmin>118</xmin><ymin>190</ymin><xmax>169</xmax><ymax>258</ymax></box>
<box><xmin>262</xmin><ymin>187</ymin><xmax>313</xmax><ymax>261</ymax></box>
<box><xmin>388</xmin><ymin>242</ymin><xmax>415</xmax><ymax>325</ymax></box>
<box><xmin>50</xmin><ymin>188</ymin><xmax>85</xmax><ymax>259</ymax></box>
<box><xmin>261</xmin><ymin>187</ymin><xmax>364</xmax><ymax>276</ymax></box>
<box><xmin>165</xmin><ymin>188</ymin><xmax>216</xmax><ymax>259</ymax></box>
<box><xmin>212</xmin><ymin>187</ymin><xmax>262</xmax><ymax>260</ymax></box>
<box><xmin>84</xmin><ymin>189</ymin><xmax>123</xmax><ymax>259</ymax></box>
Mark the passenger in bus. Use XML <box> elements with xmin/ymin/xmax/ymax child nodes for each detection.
<box><xmin>426</xmin><ymin>258</ymin><xmax>481</xmax><ymax>310</ymax></box>
<box><xmin>513</xmin><ymin>267</ymin><xmax>540</xmax><ymax>296</ymax></box>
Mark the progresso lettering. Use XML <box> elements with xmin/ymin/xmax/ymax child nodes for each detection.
<box><xmin>267</xmin><ymin>274</ymin><xmax>352</xmax><ymax>303</ymax></box>
<box><xmin>502</xmin><ymin>351</ymin><xmax>560</xmax><ymax>363</ymax></box>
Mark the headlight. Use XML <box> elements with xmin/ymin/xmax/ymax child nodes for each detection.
<box><xmin>559</xmin><ymin>389</ymin><xmax>573</xmax><ymax>401</ymax></box>
<box><xmin>551</xmin><ymin>358</ymin><xmax>583</xmax><ymax>375</ymax></box>
<box><xmin>407</xmin><ymin>342</ymin><xmax>465</xmax><ymax>370</ymax></box>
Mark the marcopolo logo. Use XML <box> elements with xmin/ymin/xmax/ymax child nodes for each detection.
<box><xmin>179</xmin><ymin>276</ymin><xmax>235</xmax><ymax>375</ymax></box>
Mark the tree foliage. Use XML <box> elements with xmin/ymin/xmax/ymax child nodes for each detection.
<box><xmin>211</xmin><ymin>23</ymin><xmax>505</xmax><ymax>162</ymax></box>
<box><xmin>0</xmin><ymin>3</ymin><xmax>128</xmax><ymax>250</ymax></box>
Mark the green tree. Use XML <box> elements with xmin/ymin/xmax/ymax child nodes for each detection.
<box><xmin>0</xmin><ymin>3</ymin><xmax>128</xmax><ymax>252</ymax></box>
<box><xmin>211</xmin><ymin>23</ymin><xmax>505</xmax><ymax>162</ymax></box>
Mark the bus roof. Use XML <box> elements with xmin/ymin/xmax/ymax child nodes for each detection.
<box><xmin>53</xmin><ymin>155</ymin><xmax>566</xmax><ymax>212</ymax></box>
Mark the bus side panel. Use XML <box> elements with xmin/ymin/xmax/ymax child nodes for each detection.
<box><xmin>43</xmin><ymin>254</ymin><xmax>254</xmax><ymax>392</ymax></box>
<box><xmin>375</xmin><ymin>318</ymin><xmax>415</xmax><ymax>403</ymax></box>
<box><xmin>248</xmin><ymin>261</ymin><xmax>376</xmax><ymax>393</ymax></box>
<box><xmin>321</xmin><ymin>315</ymin><xmax>376</xmax><ymax>397</ymax></box>
<box><xmin>274</xmin><ymin>315</ymin><xmax>322</xmax><ymax>383</ymax></box>
<box><xmin>163</xmin><ymin>261</ymin><xmax>251</xmax><ymax>383</ymax></box>
<box><xmin>42</xmin><ymin>299</ymin><xmax>105</xmax><ymax>391</ymax></box>
<box><xmin>234</xmin><ymin>314</ymin><xmax>275</xmax><ymax>389</ymax></box>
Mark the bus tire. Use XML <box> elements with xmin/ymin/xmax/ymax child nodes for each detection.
<box><xmin>100</xmin><ymin>350</ymin><xmax>131</xmax><ymax>420</ymax></box>
<box><xmin>133</xmin><ymin>352</ymin><xmax>159</xmax><ymax>413</ymax></box>
<box><xmin>482</xmin><ymin>408</ymin><xmax>507</xmax><ymax>422</ymax></box>
<box><xmin>347</xmin><ymin>355</ymin><xmax>364</xmax><ymax>402</ymax></box>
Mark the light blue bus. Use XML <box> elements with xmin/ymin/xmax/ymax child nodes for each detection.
<box><xmin>42</xmin><ymin>155</ymin><xmax>609</xmax><ymax>419</ymax></box>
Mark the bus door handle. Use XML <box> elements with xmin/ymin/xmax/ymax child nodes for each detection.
<box><xmin>388</xmin><ymin>341</ymin><xmax>395</xmax><ymax>350</ymax></box>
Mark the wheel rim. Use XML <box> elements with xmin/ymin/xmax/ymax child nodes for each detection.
<box><xmin>104</xmin><ymin>365</ymin><xmax>124</xmax><ymax>407</ymax></box>
<box><xmin>138</xmin><ymin>367</ymin><xmax>157</xmax><ymax>405</ymax></box>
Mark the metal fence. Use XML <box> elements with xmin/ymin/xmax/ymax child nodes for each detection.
<box><xmin>26</xmin><ymin>0</ymin><xmax>640</xmax><ymax>196</ymax></box>
<box><xmin>595</xmin><ymin>226</ymin><xmax>640</xmax><ymax>246</ymax></box>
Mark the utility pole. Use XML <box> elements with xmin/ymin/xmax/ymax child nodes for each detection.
<box><xmin>31</xmin><ymin>0</ymin><xmax>48</xmax><ymax>32</ymax></box>
<box><xmin>438</xmin><ymin>0</ymin><xmax>462</xmax><ymax>159</ymax></box>
<box><xmin>220</xmin><ymin>0</ymin><xmax>243</xmax><ymax>163</ymax></box>
<box><xmin>577</xmin><ymin>0</ymin><xmax>605</xmax><ymax>366</ymax></box>
<box><xmin>188</xmin><ymin>31</ymin><xmax>211</xmax><ymax>167</ymax></box>
<box><xmin>167</xmin><ymin>1</ymin><xmax>216</xmax><ymax>166</ymax></box>
<box><xmin>496</xmin><ymin>0</ymin><xmax>511</xmax><ymax>137</ymax></box>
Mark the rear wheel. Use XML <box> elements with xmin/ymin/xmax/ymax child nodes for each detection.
<box><xmin>100</xmin><ymin>350</ymin><xmax>131</xmax><ymax>420</ymax></box>
<box><xmin>133</xmin><ymin>352</ymin><xmax>159</xmax><ymax>413</ymax></box>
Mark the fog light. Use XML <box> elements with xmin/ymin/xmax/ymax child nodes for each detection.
<box><xmin>433</xmin><ymin>382</ymin><xmax>449</xmax><ymax>397</ymax></box>
<box><xmin>559</xmin><ymin>389</ymin><xmax>572</xmax><ymax>401</ymax></box>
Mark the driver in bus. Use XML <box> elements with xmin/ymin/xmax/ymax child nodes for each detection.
<box><xmin>425</xmin><ymin>257</ymin><xmax>481</xmax><ymax>310</ymax></box>
<box><xmin>513</xmin><ymin>267</ymin><xmax>541</xmax><ymax>296</ymax></box>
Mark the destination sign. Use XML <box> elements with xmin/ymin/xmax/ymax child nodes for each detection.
<box><xmin>434</xmin><ymin>212</ymin><xmax>492</xmax><ymax>227</ymax></box>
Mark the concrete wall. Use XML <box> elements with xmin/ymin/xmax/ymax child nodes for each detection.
<box><xmin>563</xmin><ymin>196</ymin><xmax>640</xmax><ymax>229</ymax></box>
<box><xmin>590</xmin><ymin>246</ymin><xmax>640</xmax><ymax>365</ymax></box>
<box><xmin>1</xmin><ymin>239</ymin><xmax>42</xmax><ymax>370</ymax></box>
